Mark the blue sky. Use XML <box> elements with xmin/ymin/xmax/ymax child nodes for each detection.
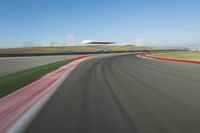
<box><xmin>0</xmin><ymin>0</ymin><xmax>200</xmax><ymax>48</ymax></box>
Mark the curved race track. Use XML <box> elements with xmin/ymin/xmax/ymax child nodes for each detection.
<box><xmin>25</xmin><ymin>54</ymin><xmax>200</xmax><ymax>133</ymax></box>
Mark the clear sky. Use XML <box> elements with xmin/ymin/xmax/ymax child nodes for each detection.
<box><xmin>0</xmin><ymin>0</ymin><xmax>200</xmax><ymax>48</ymax></box>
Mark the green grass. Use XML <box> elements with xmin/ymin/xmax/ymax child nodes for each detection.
<box><xmin>152</xmin><ymin>52</ymin><xmax>200</xmax><ymax>60</ymax></box>
<box><xmin>0</xmin><ymin>59</ymin><xmax>71</xmax><ymax>98</ymax></box>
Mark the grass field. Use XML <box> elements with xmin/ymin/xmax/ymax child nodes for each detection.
<box><xmin>0</xmin><ymin>59</ymin><xmax>71</xmax><ymax>98</ymax></box>
<box><xmin>151</xmin><ymin>52</ymin><xmax>200</xmax><ymax>60</ymax></box>
<box><xmin>0</xmin><ymin>45</ymin><xmax>157</xmax><ymax>53</ymax></box>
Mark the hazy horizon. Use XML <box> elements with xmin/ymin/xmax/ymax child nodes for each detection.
<box><xmin>1</xmin><ymin>0</ymin><xmax>200</xmax><ymax>48</ymax></box>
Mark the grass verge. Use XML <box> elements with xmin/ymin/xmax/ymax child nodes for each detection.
<box><xmin>0</xmin><ymin>59</ymin><xmax>71</xmax><ymax>98</ymax></box>
<box><xmin>151</xmin><ymin>52</ymin><xmax>200</xmax><ymax>60</ymax></box>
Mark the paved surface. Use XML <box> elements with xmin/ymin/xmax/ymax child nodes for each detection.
<box><xmin>25</xmin><ymin>54</ymin><xmax>200</xmax><ymax>133</ymax></box>
<box><xmin>0</xmin><ymin>55</ymin><xmax>78</xmax><ymax>77</ymax></box>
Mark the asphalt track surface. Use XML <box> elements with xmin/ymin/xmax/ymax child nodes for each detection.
<box><xmin>0</xmin><ymin>55</ymin><xmax>77</xmax><ymax>77</ymax></box>
<box><xmin>25</xmin><ymin>54</ymin><xmax>200</xmax><ymax>133</ymax></box>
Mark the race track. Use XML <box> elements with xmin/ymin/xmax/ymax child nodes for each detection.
<box><xmin>25</xmin><ymin>54</ymin><xmax>200</xmax><ymax>133</ymax></box>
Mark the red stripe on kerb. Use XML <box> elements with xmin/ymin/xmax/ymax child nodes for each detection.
<box><xmin>0</xmin><ymin>56</ymin><xmax>89</xmax><ymax>133</ymax></box>
<box><xmin>72</xmin><ymin>56</ymin><xmax>89</xmax><ymax>61</ymax></box>
<box><xmin>138</xmin><ymin>54</ymin><xmax>200</xmax><ymax>64</ymax></box>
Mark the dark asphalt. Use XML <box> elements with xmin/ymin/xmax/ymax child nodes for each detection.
<box><xmin>0</xmin><ymin>55</ymin><xmax>77</xmax><ymax>77</ymax></box>
<box><xmin>25</xmin><ymin>54</ymin><xmax>200</xmax><ymax>133</ymax></box>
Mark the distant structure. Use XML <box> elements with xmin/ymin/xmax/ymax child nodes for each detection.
<box><xmin>50</xmin><ymin>42</ymin><xmax>61</xmax><ymax>47</ymax></box>
<box><xmin>189</xmin><ymin>45</ymin><xmax>200</xmax><ymax>51</ymax></box>
<box><xmin>67</xmin><ymin>34</ymin><xmax>75</xmax><ymax>46</ymax></box>
<box><xmin>82</xmin><ymin>40</ymin><xmax>115</xmax><ymax>44</ymax></box>
<box><xmin>135</xmin><ymin>38</ymin><xmax>144</xmax><ymax>46</ymax></box>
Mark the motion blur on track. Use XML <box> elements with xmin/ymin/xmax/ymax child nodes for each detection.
<box><xmin>25</xmin><ymin>54</ymin><xmax>200</xmax><ymax>133</ymax></box>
